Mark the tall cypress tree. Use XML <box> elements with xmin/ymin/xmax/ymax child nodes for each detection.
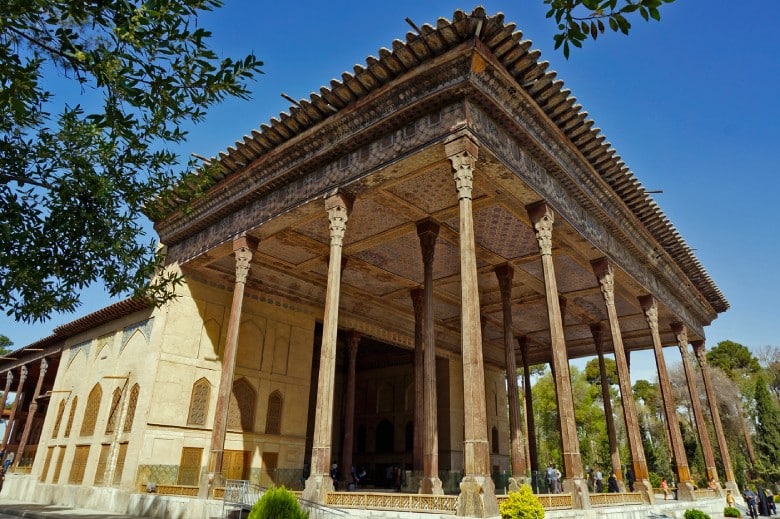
<box><xmin>753</xmin><ymin>377</ymin><xmax>780</xmax><ymax>478</ymax></box>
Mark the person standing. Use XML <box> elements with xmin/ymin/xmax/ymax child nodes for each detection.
<box><xmin>594</xmin><ymin>466</ymin><xmax>603</xmax><ymax>493</ymax></box>
<box><xmin>744</xmin><ymin>487</ymin><xmax>758</xmax><ymax>519</ymax></box>
<box><xmin>661</xmin><ymin>478</ymin><xmax>670</xmax><ymax>500</ymax></box>
<box><xmin>607</xmin><ymin>472</ymin><xmax>619</xmax><ymax>493</ymax></box>
<box><xmin>625</xmin><ymin>467</ymin><xmax>635</xmax><ymax>492</ymax></box>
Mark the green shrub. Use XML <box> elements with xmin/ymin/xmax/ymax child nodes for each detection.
<box><xmin>684</xmin><ymin>509</ymin><xmax>711</xmax><ymax>519</ymax></box>
<box><xmin>724</xmin><ymin>506</ymin><xmax>741</xmax><ymax>517</ymax></box>
<box><xmin>499</xmin><ymin>484</ymin><xmax>545</xmax><ymax>519</ymax></box>
<box><xmin>248</xmin><ymin>486</ymin><xmax>308</xmax><ymax>519</ymax></box>
<box><xmin>648</xmin><ymin>472</ymin><xmax>661</xmax><ymax>488</ymax></box>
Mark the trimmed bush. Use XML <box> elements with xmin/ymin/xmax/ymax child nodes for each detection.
<box><xmin>684</xmin><ymin>509</ymin><xmax>711</xmax><ymax>519</ymax></box>
<box><xmin>499</xmin><ymin>484</ymin><xmax>545</xmax><ymax>519</ymax></box>
<box><xmin>724</xmin><ymin>506</ymin><xmax>742</xmax><ymax>517</ymax></box>
<box><xmin>248</xmin><ymin>486</ymin><xmax>308</xmax><ymax>519</ymax></box>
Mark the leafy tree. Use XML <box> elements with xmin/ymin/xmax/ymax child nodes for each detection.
<box><xmin>706</xmin><ymin>341</ymin><xmax>761</xmax><ymax>380</ymax></box>
<box><xmin>248</xmin><ymin>486</ymin><xmax>308</xmax><ymax>519</ymax></box>
<box><xmin>545</xmin><ymin>0</ymin><xmax>676</xmax><ymax>58</ymax></box>
<box><xmin>1</xmin><ymin>0</ymin><xmax>262</xmax><ymax>322</ymax></box>
<box><xmin>499</xmin><ymin>484</ymin><xmax>545</xmax><ymax>519</ymax></box>
<box><xmin>584</xmin><ymin>357</ymin><xmax>618</xmax><ymax>386</ymax></box>
<box><xmin>753</xmin><ymin>377</ymin><xmax>780</xmax><ymax>479</ymax></box>
<box><xmin>0</xmin><ymin>334</ymin><xmax>11</xmax><ymax>355</ymax></box>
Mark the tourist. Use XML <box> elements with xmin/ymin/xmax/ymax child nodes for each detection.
<box><xmin>726</xmin><ymin>489</ymin><xmax>736</xmax><ymax>507</ymax></box>
<box><xmin>661</xmin><ymin>478</ymin><xmax>670</xmax><ymax>500</ymax></box>
<box><xmin>594</xmin><ymin>466</ymin><xmax>603</xmax><ymax>493</ymax></box>
<box><xmin>744</xmin><ymin>486</ymin><xmax>758</xmax><ymax>519</ymax></box>
<box><xmin>330</xmin><ymin>463</ymin><xmax>340</xmax><ymax>491</ymax></box>
<box><xmin>625</xmin><ymin>467</ymin><xmax>635</xmax><ymax>492</ymax></box>
<box><xmin>607</xmin><ymin>472</ymin><xmax>619</xmax><ymax>493</ymax></box>
<box><xmin>766</xmin><ymin>487</ymin><xmax>776</xmax><ymax>515</ymax></box>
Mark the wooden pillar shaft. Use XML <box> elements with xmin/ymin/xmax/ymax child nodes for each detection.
<box><xmin>496</xmin><ymin>264</ymin><xmax>526</xmax><ymax>480</ymax></box>
<box><xmin>692</xmin><ymin>341</ymin><xmax>738</xmax><ymax>491</ymax></box>
<box><xmin>673</xmin><ymin>324</ymin><xmax>718</xmax><ymax>486</ymax></box>
<box><xmin>518</xmin><ymin>337</ymin><xmax>538</xmax><ymax>476</ymax></box>
<box><xmin>1</xmin><ymin>366</ymin><xmax>27</xmax><ymax>451</ymax></box>
<box><xmin>639</xmin><ymin>296</ymin><xmax>694</xmax><ymax>500</ymax></box>
<box><xmin>304</xmin><ymin>192</ymin><xmax>352</xmax><ymax>504</ymax></box>
<box><xmin>341</xmin><ymin>332</ymin><xmax>360</xmax><ymax>483</ymax></box>
<box><xmin>14</xmin><ymin>358</ymin><xmax>48</xmax><ymax>468</ymax></box>
<box><xmin>590</xmin><ymin>324</ymin><xmax>623</xmax><ymax>488</ymax></box>
<box><xmin>417</xmin><ymin>220</ymin><xmax>443</xmax><ymax>494</ymax></box>
<box><xmin>592</xmin><ymin>259</ymin><xmax>653</xmax><ymax>502</ymax></box>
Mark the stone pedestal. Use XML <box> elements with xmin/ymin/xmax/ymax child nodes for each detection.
<box><xmin>303</xmin><ymin>474</ymin><xmax>335</xmax><ymax>505</ymax></box>
<box><xmin>457</xmin><ymin>476</ymin><xmax>499</xmax><ymax>518</ymax></box>
<box><xmin>563</xmin><ymin>477</ymin><xmax>591</xmax><ymax>509</ymax></box>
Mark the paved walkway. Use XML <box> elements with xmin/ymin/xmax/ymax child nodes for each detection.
<box><xmin>0</xmin><ymin>500</ymin><xmax>151</xmax><ymax>519</ymax></box>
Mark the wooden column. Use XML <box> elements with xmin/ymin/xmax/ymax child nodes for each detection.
<box><xmin>527</xmin><ymin>202</ymin><xmax>589</xmax><ymax>508</ymax></box>
<box><xmin>495</xmin><ymin>265</ymin><xmax>526</xmax><ymax>489</ymax></box>
<box><xmin>639</xmin><ymin>295</ymin><xmax>694</xmax><ymax>500</ymax></box>
<box><xmin>341</xmin><ymin>331</ymin><xmax>360</xmax><ymax>486</ymax></box>
<box><xmin>304</xmin><ymin>191</ymin><xmax>352</xmax><ymax>504</ymax></box>
<box><xmin>1</xmin><ymin>366</ymin><xmax>27</xmax><ymax>453</ymax></box>
<box><xmin>0</xmin><ymin>371</ymin><xmax>13</xmax><ymax>428</ymax></box>
<box><xmin>590</xmin><ymin>324</ymin><xmax>624</xmax><ymax>491</ymax></box>
<box><xmin>672</xmin><ymin>324</ymin><xmax>720</xmax><ymax>493</ymax></box>
<box><xmin>13</xmin><ymin>358</ymin><xmax>48</xmax><ymax>468</ymax></box>
<box><xmin>518</xmin><ymin>337</ymin><xmax>539</xmax><ymax>483</ymax></box>
<box><xmin>592</xmin><ymin>259</ymin><xmax>653</xmax><ymax>502</ymax></box>
<box><xmin>411</xmin><ymin>288</ymin><xmax>425</xmax><ymax>485</ymax></box>
<box><xmin>201</xmin><ymin>235</ymin><xmax>258</xmax><ymax>497</ymax></box>
<box><xmin>417</xmin><ymin>220</ymin><xmax>443</xmax><ymax>494</ymax></box>
<box><xmin>446</xmin><ymin>136</ymin><xmax>497</xmax><ymax>517</ymax></box>
<box><xmin>692</xmin><ymin>340</ymin><xmax>739</xmax><ymax>493</ymax></box>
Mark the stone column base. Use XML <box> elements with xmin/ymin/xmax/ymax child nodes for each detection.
<box><xmin>507</xmin><ymin>477</ymin><xmax>528</xmax><ymax>493</ymax></box>
<box><xmin>676</xmin><ymin>480</ymin><xmax>696</xmax><ymax>501</ymax></box>
<box><xmin>724</xmin><ymin>480</ymin><xmax>741</xmax><ymax>496</ymax></box>
<box><xmin>302</xmin><ymin>474</ymin><xmax>335</xmax><ymax>504</ymax></box>
<box><xmin>419</xmin><ymin>474</ymin><xmax>444</xmax><ymax>495</ymax></box>
<box><xmin>198</xmin><ymin>472</ymin><xmax>224</xmax><ymax>499</ymax></box>
<box><xmin>457</xmin><ymin>475</ymin><xmax>498</xmax><ymax>517</ymax></box>
<box><xmin>633</xmin><ymin>478</ymin><xmax>655</xmax><ymax>504</ymax></box>
<box><xmin>563</xmin><ymin>477</ymin><xmax>591</xmax><ymax>509</ymax></box>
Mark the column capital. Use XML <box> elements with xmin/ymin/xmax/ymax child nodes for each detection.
<box><xmin>19</xmin><ymin>364</ymin><xmax>28</xmax><ymax>380</ymax></box>
<box><xmin>590</xmin><ymin>323</ymin><xmax>605</xmax><ymax>354</ymax></box>
<box><xmin>39</xmin><ymin>357</ymin><xmax>48</xmax><ymax>377</ymax></box>
<box><xmin>325</xmin><ymin>191</ymin><xmax>353</xmax><ymax>248</ymax></box>
<box><xmin>671</xmin><ymin>323</ymin><xmax>688</xmax><ymax>352</ymax></box>
<box><xmin>527</xmin><ymin>202</ymin><xmax>554</xmax><ymax>256</ymax></box>
<box><xmin>638</xmin><ymin>295</ymin><xmax>659</xmax><ymax>334</ymax></box>
<box><xmin>417</xmin><ymin>219</ymin><xmax>440</xmax><ymax>266</ymax></box>
<box><xmin>592</xmin><ymin>259</ymin><xmax>616</xmax><ymax>306</ymax></box>
<box><xmin>495</xmin><ymin>264</ymin><xmax>514</xmax><ymax>302</ymax></box>
<box><xmin>232</xmin><ymin>235</ymin><xmax>259</xmax><ymax>285</ymax></box>
<box><xmin>347</xmin><ymin>331</ymin><xmax>361</xmax><ymax>356</ymax></box>
<box><xmin>6</xmin><ymin>371</ymin><xmax>13</xmax><ymax>386</ymax></box>
<box><xmin>691</xmin><ymin>340</ymin><xmax>707</xmax><ymax>366</ymax></box>
<box><xmin>410</xmin><ymin>287</ymin><xmax>424</xmax><ymax>313</ymax></box>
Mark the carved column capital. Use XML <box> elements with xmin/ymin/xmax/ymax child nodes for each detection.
<box><xmin>232</xmin><ymin>235</ymin><xmax>259</xmax><ymax>285</ymax></box>
<box><xmin>639</xmin><ymin>295</ymin><xmax>659</xmax><ymax>335</ymax></box>
<box><xmin>417</xmin><ymin>219</ymin><xmax>440</xmax><ymax>266</ymax></box>
<box><xmin>449</xmin><ymin>152</ymin><xmax>477</xmax><ymax>201</ymax></box>
<box><xmin>691</xmin><ymin>340</ymin><xmax>707</xmax><ymax>366</ymax></box>
<box><xmin>6</xmin><ymin>371</ymin><xmax>13</xmax><ymax>386</ymax></box>
<box><xmin>325</xmin><ymin>191</ymin><xmax>354</xmax><ymax>248</ymax></box>
<box><xmin>19</xmin><ymin>365</ymin><xmax>28</xmax><ymax>381</ymax></box>
<box><xmin>590</xmin><ymin>323</ymin><xmax>605</xmax><ymax>355</ymax></box>
<box><xmin>671</xmin><ymin>323</ymin><xmax>688</xmax><ymax>353</ymax></box>
<box><xmin>527</xmin><ymin>203</ymin><xmax>554</xmax><ymax>256</ymax></box>
<box><xmin>347</xmin><ymin>331</ymin><xmax>361</xmax><ymax>358</ymax></box>
<box><xmin>39</xmin><ymin>358</ymin><xmax>48</xmax><ymax>377</ymax></box>
<box><xmin>410</xmin><ymin>288</ymin><xmax>424</xmax><ymax>315</ymax></box>
<box><xmin>495</xmin><ymin>264</ymin><xmax>514</xmax><ymax>303</ymax></box>
<box><xmin>592</xmin><ymin>258</ymin><xmax>615</xmax><ymax>307</ymax></box>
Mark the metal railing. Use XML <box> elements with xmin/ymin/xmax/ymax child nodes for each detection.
<box><xmin>222</xmin><ymin>479</ymin><xmax>263</xmax><ymax>519</ymax></box>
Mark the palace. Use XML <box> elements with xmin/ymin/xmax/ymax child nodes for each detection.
<box><xmin>0</xmin><ymin>8</ymin><xmax>731</xmax><ymax>518</ymax></box>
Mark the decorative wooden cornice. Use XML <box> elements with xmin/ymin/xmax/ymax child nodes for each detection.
<box><xmin>150</xmin><ymin>7</ymin><xmax>727</xmax><ymax>315</ymax></box>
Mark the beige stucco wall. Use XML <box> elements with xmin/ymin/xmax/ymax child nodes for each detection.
<box><xmin>29</xmin><ymin>271</ymin><xmax>316</xmax><ymax>497</ymax></box>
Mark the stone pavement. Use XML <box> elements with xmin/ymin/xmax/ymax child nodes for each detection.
<box><xmin>0</xmin><ymin>500</ymin><xmax>151</xmax><ymax>519</ymax></box>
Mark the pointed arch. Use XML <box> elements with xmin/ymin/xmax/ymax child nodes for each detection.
<box><xmin>187</xmin><ymin>377</ymin><xmax>210</xmax><ymax>426</ymax></box>
<box><xmin>64</xmin><ymin>396</ymin><xmax>78</xmax><ymax>437</ymax></box>
<box><xmin>52</xmin><ymin>399</ymin><xmax>66</xmax><ymax>438</ymax></box>
<box><xmin>105</xmin><ymin>388</ymin><xmax>122</xmax><ymax>433</ymax></box>
<box><xmin>491</xmin><ymin>426</ymin><xmax>500</xmax><ymax>454</ymax></box>
<box><xmin>124</xmin><ymin>384</ymin><xmax>140</xmax><ymax>432</ymax></box>
<box><xmin>265</xmin><ymin>390</ymin><xmax>283</xmax><ymax>435</ymax></box>
<box><xmin>227</xmin><ymin>378</ymin><xmax>255</xmax><ymax>431</ymax></box>
<box><xmin>80</xmin><ymin>384</ymin><xmax>102</xmax><ymax>436</ymax></box>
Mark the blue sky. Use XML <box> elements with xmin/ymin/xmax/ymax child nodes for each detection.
<box><xmin>2</xmin><ymin>1</ymin><xmax>778</xmax><ymax>382</ymax></box>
